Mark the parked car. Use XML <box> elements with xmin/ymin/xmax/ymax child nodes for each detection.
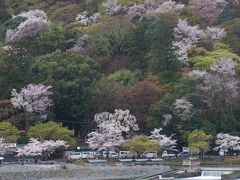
<box><xmin>103</xmin><ymin>151</ymin><xmax>119</xmax><ymax>158</ymax></box>
<box><xmin>93</xmin><ymin>151</ymin><xmax>101</xmax><ymax>158</ymax></box>
<box><xmin>141</xmin><ymin>152</ymin><xmax>158</xmax><ymax>158</ymax></box>
<box><xmin>83</xmin><ymin>151</ymin><xmax>94</xmax><ymax>159</ymax></box>
<box><xmin>119</xmin><ymin>151</ymin><xmax>137</xmax><ymax>158</ymax></box>
<box><xmin>161</xmin><ymin>151</ymin><xmax>176</xmax><ymax>158</ymax></box>
<box><xmin>177</xmin><ymin>151</ymin><xmax>190</xmax><ymax>158</ymax></box>
<box><xmin>68</xmin><ymin>151</ymin><xmax>94</xmax><ymax>160</ymax></box>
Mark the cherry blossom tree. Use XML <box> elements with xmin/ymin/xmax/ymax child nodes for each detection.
<box><xmin>86</xmin><ymin>109</ymin><xmax>139</xmax><ymax>152</ymax></box>
<box><xmin>174</xmin><ymin>98</ymin><xmax>193</xmax><ymax>121</ymax></box>
<box><xmin>16</xmin><ymin>138</ymin><xmax>67</xmax><ymax>163</ymax></box>
<box><xmin>144</xmin><ymin>0</ymin><xmax>159</xmax><ymax>10</ymax></box>
<box><xmin>153</xmin><ymin>0</ymin><xmax>185</xmax><ymax>14</ymax></box>
<box><xmin>102</xmin><ymin>0</ymin><xmax>123</xmax><ymax>16</ymax></box>
<box><xmin>188</xmin><ymin>58</ymin><xmax>239</xmax><ymax>120</ymax></box>
<box><xmin>5</xmin><ymin>10</ymin><xmax>48</xmax><ymax>44</ymax></box>
<box><xmin>189</xmin><ymin>58</ymin><xmax>239</xmax><ymax>109</ymax></box>
<box><xmin>149</xmin><ymin>128</ymin><xmax>177</xmax><ymax>151</ymax></box>
<box><xmin>174</xmin><ymin>19</ymin><xmax>204</xmax><ymax>65</ymax></box>
<box><xmin>76</xmin><ymin>11</ymin><xmax>101</xmax><ymax>26</ymax></box>
<box><xmin>205</xmin><ymin>27</ymin><xmax>226</xmax><ymax>40</ymax></box>
<box><xmin>162</xmin><ymin>114</ymin><xmax>172</xmax><ymax>126</ymax></box>
<box><xmin>128</xmin><ymin>4</ymin><xmax>146</xmax><ymax>16</ymax></box>
<box><xmin>189</xmin><ymin>0</ymin><xmax>227</xmax><ymax>24</ymax></box>
<box><xmin>127</xmin><ymin>0</ymin><xmax>184</xmax><ymax>16</ymax></box>
<box><xmin>11</xmin><ymin>84</ymin><xmax>53</xmax><ymax>114</ymax></box>
<box><xmin>214</xmin><ymin>133</ymin><xmax>240</xmax><ymax>152</ymax></box>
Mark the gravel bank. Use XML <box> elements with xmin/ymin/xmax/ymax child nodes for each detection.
<box><xmin>0</xmin><ymin>164</ymin><xmax>171</xmax><ymax>180</ymax></box>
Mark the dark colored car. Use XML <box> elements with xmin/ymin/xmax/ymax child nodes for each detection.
<box><xmin>177</xmin><ymin>151</ymin><xmax>190</xmax><ymax>158</ymax></box>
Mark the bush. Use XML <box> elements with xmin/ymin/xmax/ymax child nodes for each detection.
<box><xmin>27</xmin><ymin>121</ymin><xmax>76</xmax><ymax>145</ymax></box>
<box><xmin>192</xmin><ymin>49</ymin><xmax>240</xmax><ymax>70</ymax></box>
<box><xmin>0</xmin><ymin>121</ymin><xmax>19</xmax><ymax>142</ymax></box>
<box><xmin>123</xmin><ymin>135</ymin><xmax>159</xmax><ymax>156</ymax></box>
<box><xmin>106</xmin><ymin>69</ymin><xmax>142</xmax><ymax>85</ymax></box>
<box><xmin>31</xmin><ymin>23</ymin><xmax>76</xmax><ymax>55</ymax></box>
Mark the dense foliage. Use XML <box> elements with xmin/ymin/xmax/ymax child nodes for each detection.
<box><xmin>1</xmin><ymin>0</ymin><xmax>240</xmax><ymax>150</ymax></box>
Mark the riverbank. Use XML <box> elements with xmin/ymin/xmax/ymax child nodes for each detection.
<box><xmin>0</xmin><ymin>163</ymin><xmax>171</xmax><ymax>180</ymax></box>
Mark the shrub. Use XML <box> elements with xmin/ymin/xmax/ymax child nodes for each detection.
<box><xmin>27</xmin><ymin>121</ymin><xmax>76</xmax><ymax>145</ymax></box>
<box><xmin>192</xmin><ymin>49</ymin><xmax>240</xmax><ymax>70</ymax></box>
<box><xmin>0</xmin><ymin>121</ymin><xmax>19</xmax><ymax>142</ymax></box>
<box><xmin>123</xmin><ymin>135</ymin><xmax>159</xmax><ymax>156</ymax></box>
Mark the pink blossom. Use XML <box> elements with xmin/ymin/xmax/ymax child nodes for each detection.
<box><xmin>16</xmin><ymin>138</ymin><xmax>67</xmax><ymax>157</ymax></box>
<box><xmin>149</xmin><ymin>128</ymin><xmax>177</xmax><ymax>150</ymax></box>
<box><xmin>11</xmin><ymin>84</ymin><xmax>53</xmax><ymax>113</ymax></box>
<box><xmin>87</xmin><ymin>109</ymin><xmax>139</xmax><ymax>151</ymax></box>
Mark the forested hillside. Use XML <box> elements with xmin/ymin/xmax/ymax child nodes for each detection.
<box><xmin>0</xmin><ymin>0</ymin><xmax>240</xmax><ymax>148</ymax></box>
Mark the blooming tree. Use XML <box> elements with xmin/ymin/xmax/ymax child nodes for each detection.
<box><xmin>16</xmin><ymin>138</ymin><xmax>67</xmax><ymax>159</ymax></box>
<box><xmin>189</xmin><ymin>0</ymin><xmax>227</xmax><ymax>24</ymax></box>
<box><xmin>76</xmin><ymin>11</ymin><xmax>101</xmax><ymax>26</ymax></box>
<box><xmin>128</xmin><ymin>4</ymin><xmax>146</xmax><ymax>16</ymax></box>
<box><xmin>5</xmin><ymin>10</ymin><xmax>48</xmax><ymax>44</ymax></box>
<box><xmin>188</xmin><ymin>58</ymin><xmax>239</xmax><ymax>110</ymax></box>
<box><xmin>149</xmin><ymin>128</ymin><xmax>177</xmax><ymax>150</ymax></box>
<box><xmin>102</xmin><ymin>0</ymin><xmax>123</xmax><ymax>16</ymax></box>
<box><xmin>174</xmin><ymin>19</ymin><xmax>204</xmax><ymax>65</ymax></box>
<box><xmin>162</xmin><ymin>114</ymin><xmax>172</xmax><ymax>126</ymax></box>
<box><xmin>214</xmin><ymin>133</ymin><xmax>240</xmax><ymax>152</ymax></box>
<box><xmin>153</xmin><ymin>0</ymin><xmax>185</xmax><ymax>14</ymax></box>
<box><xmin>174</xmin><ymin>98</ymin><xmax>193</xmax><ymax>121</ymax></box>
<box><xmin>127</xmin><ymin>0</ymin><xmax>184</xmax><ymax>16</ymax></box>
<box><xmin>11</xmin><ymin>84</ymin><xmax>53</xmax><ymax>114</ymax></box>
<box><xmin>86</xmin><ymin>109</ymin><xmax>139</xmax><ymax>151</ymax></box>
<box><xmin>205</xmin><ymin>27</ymin><xmax>226</xmax><ymax>40</ymax></box>
<box><xmin>144</xmin><ymin>0</ymin><xmax>159</xmax><ymax>10</ymax></box>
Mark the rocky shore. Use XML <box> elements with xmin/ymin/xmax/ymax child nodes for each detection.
<box><xmin>0</xmin><ymin>163</ymin><xmax>171</xmax><ymax>180</ymax></box>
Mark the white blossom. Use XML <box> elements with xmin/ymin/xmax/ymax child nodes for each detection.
<box><xmin>11</xmin><ymin>84</ymin><xmax>53</xmax><ymax>114</ymax></box>
<box><xmin>16</xmin><ymin>138</ymin><xmax>67</xmax><ymax>157</ymax></box>
<box><xmin>188</xmin><ymin>58</ymin><xmax>239</xmax><ymax>109</ymax></box>
<box><xmin>128</xmin><ymin>4</ymin><xmax>146</xmax><ymax>16</ymax></box>
<box><xmin>205</xmin><ymin>27</ymin><xmax>226</xmax><ymax>40</ymax></box>
<box><xmin>188</xmin><ymin>70</ymin><xmax>207</xmax><ymax>79</ymax></box>
<box><xmin>189</xmin><ymin>0</ymin><xmax>227</xmax><ymax>24</ymax></box>
<box><xmin>149</xmin><ymin>128</ymin><xmax>177</xmax><ymax>150</ymax></box>
<box><xmin>144</xmin><ymin>0</ymin><xmax>159</xmax><ymax>10</ymax></box>
<box><xmin>174</xmin><ymin>19</ymin><xmax>204</xmax><ymax>44</ymax></box>
<box><xmin>19</xmin><ymin>9</ymin><xmax>47</xmax><ymax>20</ymax></box>
<box><xmin>86</xmin><ymin>109</ymin><xmax>139</xmax><ymax>151</ymax></box>
<box><xmin>173</xmin><ymin>19</ymin><xmax>204</xmax><ymax>65</ymax></box>
<box><xmin>162</xmin><ymin>114</ymin><xmax>172</xmax><ymax>126</ymax></box>
<box><xmin>5</xmin><ymin>10</ymin><xmax>48</xmax><ymax>44</ymax></box>
<box><xmin>214</xmin><ymin>133</ymin><xmax>240</xmax><ymax>151</ymax></box>
<box><xmin>153</xmin><ymin>0</ymin><xmax>185</xmax><ymax>14</ymax></box>
<box><xmin>76</xmin><ymin>11</ymin><xmax>101</xmax><ymax>26</ymax></box>
<box><xmin>174</xmin><ymin>98</ymin><xmax>193</xmax><ymax>121</ymax></box>
<box><xmin>102</xmin><ymin>0</ymin><xmax>123</xmax><ymax>16</ymax></box>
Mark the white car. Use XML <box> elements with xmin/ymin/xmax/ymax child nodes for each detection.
<box><xmin>119</xmin><ymin>151</ymin><xmax>137</xmax><ymax>158</ymax></box>
<box><xmin>68</xmin><ymin>151</ymin><xmax>94</xmax><ymax>160</ymax></box>
<box><xmin>103</xmin><ymin>151</ymin><xmax>119</xmax><ymax>158</ymax></box>
<box><xmin>68</xmin><ymin>152</ymin><xmax>82</xmax><ymax>160</ymax></box>
<box><xmin>161</xmin><ymin>151</ymin><xmax>176</xmax><ymax>158</ymax></box>
<box><xmin>141</xmin><ymin>151</ymin><xmax>158</xmax><ymax>158</ymax></box>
